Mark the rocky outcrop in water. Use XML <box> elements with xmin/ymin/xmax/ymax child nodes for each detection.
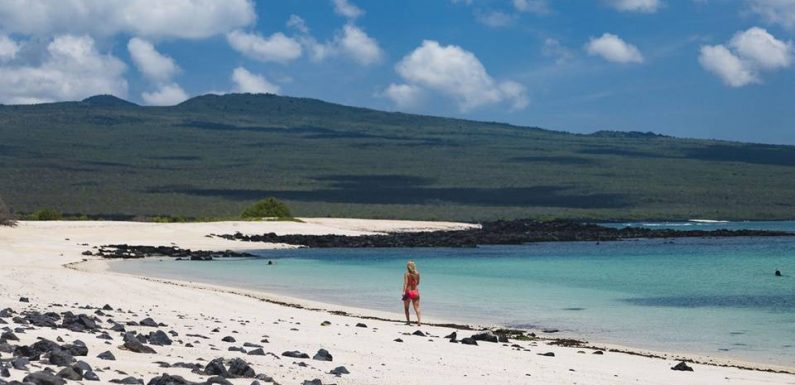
<box><xmin>211</xmin><ymin>219</ymin><xmax>793</xmax><ymax>248</ymax></box>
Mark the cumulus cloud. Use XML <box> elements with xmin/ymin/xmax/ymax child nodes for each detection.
<box><xmin>338</xmin><ymin>24</ymin><xmax>383</xmax><ymax>65</ymax></box>
<box><xmin>699</xmin><ymin>27</ymin><xmax>792</xmax><ymax>87</ymax></box>
<box><xmin>0</xmin><ymin>35</ymin><xmax>19</xmax><ymax>62</ymax></box>
<box><xmin>127</xmin><ymin>38</ymin><xmax>179</xmax><ymax>82</ymax></box>
<box><xmin>0</xmin><ymin>0</ymin><xmax>256</xmax><ymax>39</ymax></box>
<box><xmin>231</xmin><ymin>66</ymin><xmax>280</xmax><ymax>94</ymax></box>
<box><xmin>332</xmin><ymin>0</ymin><xmax>364</xmax><ymax>19</ymax></box>
<box><xmin>746</xmin><ymin>0</ymin><xmax>795</xmax><ymax>30</ymax></box>
<box><xmin>0</xmin><ymin>35</ymin><xmax>127</xmax><ymax>104</ymax></box>
<box><xmin>287</xmin><ymin>15</ymin><xmax>382</xmax><ymax>66</ymax></box>
<box><xmin>387</xmin><ymin>40</ymin><xmax>528</xmax><ymax>111</ymax></box>
<box><xmin>605</xmin><ymin>0</ymin><xmax>662</xmax><ymax>13</ymax></box>
<box><xmin>384</xmin><ymin>83</ymin><xmax>424</xmax><ymax>109</ymax></box>
<box><xmin>227</xmin><ymin>30</ymin><xmax>302</xmax><ymax>64</ymax></box>
<box><xmin>729</xmin><ymin>26</ymin><xmax>792</xmax><ymax>69</ymax></box>
<box><xmin>142</xmin><ymin>83</ymin><xmax>188</xmax><ymax>105</ymax></box>
<box><xmin>127</xmin><ymin>37</ymin><xmax>190</xmax><ymax>105</ymax></box>
<box><xmin>699</xmin><ymin>45</ymin><xmax>758</xmax><ymax>87</ymax></box>
<box><xmin>585</xmin><ymin>33</ymin><xmax>644</xmax><ymax>63</ymax></box>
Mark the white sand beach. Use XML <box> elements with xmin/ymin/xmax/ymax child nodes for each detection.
<box><xmin>1</xmin><ymin>220</ymin><xmax>793</xmax><ymax>385</ymax></box>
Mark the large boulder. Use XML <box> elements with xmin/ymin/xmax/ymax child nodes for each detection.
<box><xmin>227</xmin><ymin>358</ymin><xmax>255</xmax><ymax>378</ymax></box>
<box><xmin>123</xmin><ymin>333</ymin><xmax>156</xmax><ymax>354</ymax></box>
<box><xmin>148</xmin><ymin>330</ymin><xmax>173</xmax><ymax>346</ymax></box>
<box><xmin>23</xmin><ymin>371</ymin><xmax>66</xmax><ymax>385</ymax></box>
<box><xmin>203</xmin><ymin>358</ymin><xmax>230</xmax><ymax>378</ymax></box>
<box><xmin>312</xmin><ymin>349</ymin><xmax>333</xmax><ymax>362</ymax></box>
<box><xmin>48</xmin><ymin>349</ymin><xmax>75</xmax><ymax>366</ymax></box>
<box><xmin>61</xmin><ymin>312</ymin><xmax>99</xmax><ymax>332</ymax></box>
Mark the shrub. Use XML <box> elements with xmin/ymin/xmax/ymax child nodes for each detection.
<box><xmin>0</xmin><ymin>197</ymin><xmax>16</xmax><ymax>226</ymax></box>
<box><xmin>241</xmin><ymin>197</ymin><xmax>292</xmax><ymax>219</ymax></box>
<box><xmin>30</xmin><ymin>208</ymin><xmax>63</xmax><ymax>221</ymax></box>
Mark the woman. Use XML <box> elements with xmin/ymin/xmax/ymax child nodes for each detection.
<box><xmin>402</xmin><ymin>260</ymin><xmax>421</xmax><ymax>326</ymax></box>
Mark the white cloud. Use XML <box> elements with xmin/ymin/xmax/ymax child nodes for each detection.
<box><xmin>338</xmin><ymin>24</ymin><xmax>383</xmax><ymax>65</ymax></box>
<box><xmin>231</xmin><ymin>67</ymin><xmax>280</xmax><ymax>94</ymax></box>
<box><xmin>747</xmin><ymin>0</ymin><xmax>795</xmax><ymax>30</ymax></box>
<box><xmin>141</xmin><ymin>83</ymin><xmax>188</xmax><ymax>105</ymax></box>
<box><xmin>0</xmin><ymin>35</ymin><xmax>127</xmax><ymax>104</ymax></box>
<box><xmin>232</xmin><ymin>67</ymin><xmax>280</xmax><ymax>94</ymax></box>
<box><xmin>699</xmin><ymin>45</ymin><xmax>758</xmax><ymax>87</ymax></box>
<box><xmin>389</xmin><ymin>40</ymin><xmax>528</xmax><ymax>111</ymax></box>
<box><xmin>513</xmin><ymin>0</ymin><xmax>550</xmax><ymax>14</ymax></box>
<box><xmin>585</xmin><ymin>33</ymin><xmax>644</xmax><ymax>63</ymax></box>
<box><xmin>384</xmin><ymin>83</ymin><xmax>424</xmax><ymax>108</ymax></box>
<box><xmin>729</xmin><ymin>27</ymin><xmax>792</xmax><ymax>70</ymax></box>
<box><xmin>127</xmin><ymin>38</ymin><xmax>179</xmax><ymax>82</ymax></box>
<box><xmin>287</xmin><ymin>17</ymin><xmax>382</xmax><ymax>66</ymax></box>
<box><xmin>605</xmin><ymin>0</ymin><xmax>662</xmax><ymax>13</ymax></box>
<box><xmin>0</xmin><ymin>35</ymin><xmax>19</xmax><ymax>62</ymax></box>
<box><xmin>0</xmin><ymin>0</ymin><xmax>256</xmax><ymax>39</ymax></box>
<box><xmin>699</xmin><ymin>27</ymin><xmax>792</xmax><ymax>87</ymax></box>
<box><xmin>227</xmin><ymin>30</ymin><xmax>302</xmax><ymax>64</ymax></box>
<box><xmin>332</xmin><ymin>0</ymin><xmax>364</xmax><ymax>19</ymax></box>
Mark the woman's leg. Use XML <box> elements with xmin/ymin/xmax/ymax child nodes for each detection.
<box><xmin>403</xmin><ymin>299</ymin><xmax>411</xmax><ymax>324</ymax></box>
<box><xmin>412</xmin><ymin>298</ymin><xmax>421</xmax><ymax>327</ymax></box>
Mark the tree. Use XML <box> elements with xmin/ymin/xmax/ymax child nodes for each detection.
<box><xmin>241</xmin><ymin>197</ymin><xmax>292</xmax><ymax>219</ymax></box>
<box><xmin>0</xmin><ymin>196</ymin><xmax>16</xmax><ymax>226</ymax></box>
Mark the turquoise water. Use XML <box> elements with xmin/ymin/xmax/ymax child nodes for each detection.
<box><xmin>110</xmin><ymin>221</ymin><xmax>795</xmax><ymax>367</ymax></box>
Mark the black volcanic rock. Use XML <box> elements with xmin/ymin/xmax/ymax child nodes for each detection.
<box><xmin>148</xmin><ymin>331</ymin><xmax>172</xmax><ymax>346</ymax></box>
<box><xmin>204</xmin><ymin>358</ymin><xmax>230</xmax><ymax>378</ymax></box>
<box><xmin>671</xmin><ymin>361</ymin><xmax>694</xmax><ymax>371</ymax></box>
<box><xmin>329</xmin><ymin>366</ymin><xmax>349</xmax><ymax>376</ymax></box>
<box><xmin>48</xmin><ymin>349</ymin><xmax>75</xmax><ymax>366</ymax></box>
<box><xmin>312</xmin><ymin>349</ymin><xmax>333</xmax><ymax>361</ymax></box>
<box><xmin>471</xmin><ymin>332</ymin><xmax>498</xmax><ymax>343</ymax></box>
<box><xmin>23</xmin><ymin>371</ymin><xmax>66</xmax><ymax>385</ymax></box>
<box><xmin>282</xmin><ymin>351</ymin><xmax>309</xmax><ymax>359</ymax></box>
<box><xmin>123</xmin><ymin>333</ymin><xmax>156</xmax><ymax>354</ymax></box>
<box><xmin>56</xmin><ymin>367</ymin><xmax>82</xmax><ymax>381</ymax></box>
<box><xmin>227</xmin><ymin>358</ymin><xmax>256</xmax><ymax>378</ymax></box>
<box><xmin>146</xmin><ymin>374</ymin><xmax>198</xmax><ymax>385</ymax></box>
<box><xmin>213</xmin><ymin>219</ymin><xmax>795</xmax><ymax>248</ymax></box>
<box><xmin>139</xmin><ymin>318</ymin><xmax>158</xmax><ymax>327</ymax></box>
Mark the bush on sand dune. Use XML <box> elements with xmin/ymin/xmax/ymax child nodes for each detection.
<box><xmin>241</xmin><ymin>197</ymin><xmax>292</xmax><ymax>220</ymax></box>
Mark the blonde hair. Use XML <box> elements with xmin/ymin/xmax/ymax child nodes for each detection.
<box><xmin>407</xmin><ymin>260</ymin><xmax>418</xmax><ymax>275</ymax></box>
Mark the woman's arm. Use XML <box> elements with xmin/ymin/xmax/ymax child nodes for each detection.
<box><xmin>403</xmin><ymin>273</ymin><xmax>408</xmax><ymax>292</ymax></box>
<box><xmin>416</xmin><ymin>273</ymin><xmax>420</xmax><ymax>286</ymax></box>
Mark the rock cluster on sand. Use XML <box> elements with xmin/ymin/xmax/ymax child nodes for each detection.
<box><xmin>90</xmin><ymin>245</ymin><xmax>258</xmax><ymax>260</ymax></box>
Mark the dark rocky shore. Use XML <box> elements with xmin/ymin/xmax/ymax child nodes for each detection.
<box><xmin>85</xmin><ymin>245</ymin><xmax>258</xmax><ymax>261</ymax></box>
<box><xmin>211</xmin><ymin>219</ymin><xmax>794</xmax><ymax>248</ymax></box>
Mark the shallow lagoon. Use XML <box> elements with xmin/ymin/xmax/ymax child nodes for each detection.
<box><xmin>111</xmin><ymin>221</ymin><xmax>795</xmax><ymax>366</ymax></box>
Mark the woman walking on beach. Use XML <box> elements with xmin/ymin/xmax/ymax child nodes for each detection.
<box><xmin>402</xmin><ymin>260</ymin><xmax>421</xmax><ymax>326</ymax></box>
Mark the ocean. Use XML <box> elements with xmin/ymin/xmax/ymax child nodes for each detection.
<box><xmin>109</xmin><ymin>221</ymin><xmax>795</xmax><ymax>367</ymax></box>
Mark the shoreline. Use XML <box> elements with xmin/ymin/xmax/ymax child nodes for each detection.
<box><xmin>94</xmin><ymin>257</ymin><xmax>795</xmax><ymax>375</ymax></box>
<box><xmin>2</xmin><ymin>220</ymin><xmax>794</xmax><ymax>385</ymax></box>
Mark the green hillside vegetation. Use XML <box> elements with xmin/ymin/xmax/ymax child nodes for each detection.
<box><xmin>1</xmin><ymin>93</ymin><xmax>794</xmax><ymax>221</ymax></box>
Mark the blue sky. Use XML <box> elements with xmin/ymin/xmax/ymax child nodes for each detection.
<box><xmin>0</xmin><ymin>0</ymin><xmax>793</xmax><ymax>144</ymax></box>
